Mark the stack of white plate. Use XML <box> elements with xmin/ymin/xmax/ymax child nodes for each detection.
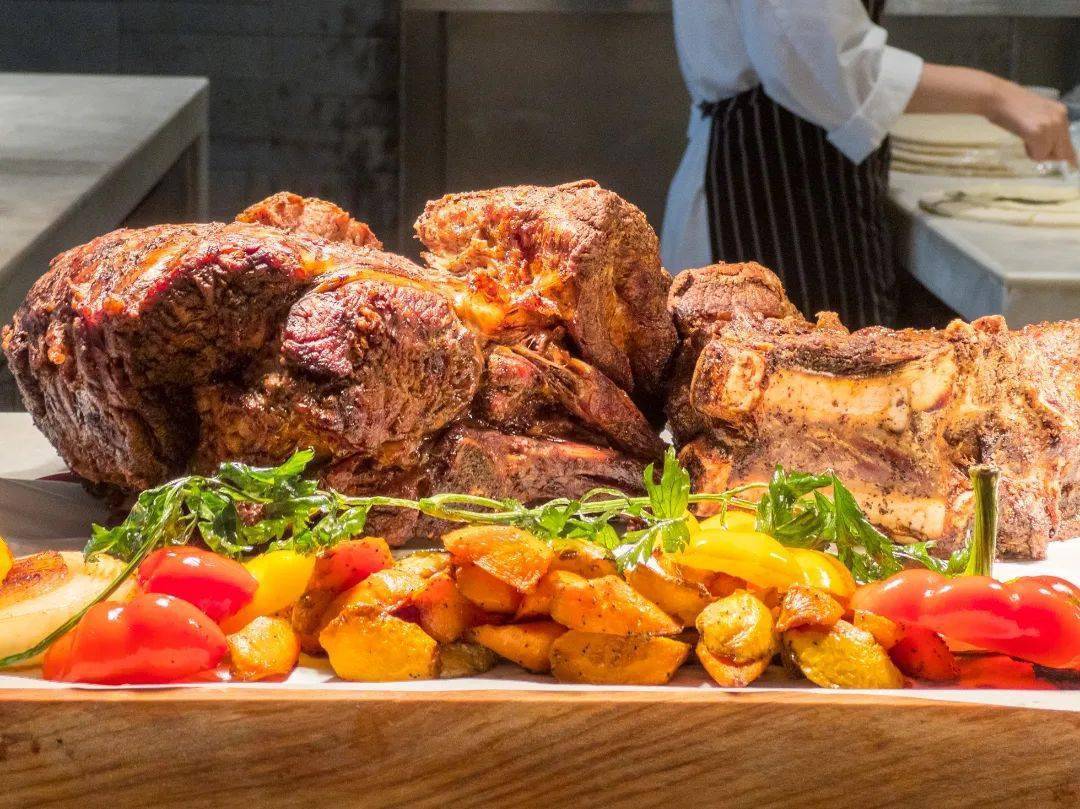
<box><xmin>890</xmin><ymin>114</ymin><xmax>1041</xmax><ymax>177</ymax></box>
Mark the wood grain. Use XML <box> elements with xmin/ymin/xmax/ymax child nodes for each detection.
<box><xmin>1</xmin><ymin>688</ymin><xmax>1078</xmax><ymax>809</ymax></box>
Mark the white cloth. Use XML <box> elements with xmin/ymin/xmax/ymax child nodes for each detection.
<box><xmin>661</xmin><ymin>0</ymin><xmax>924</xmax><ymax>272</ymax></box>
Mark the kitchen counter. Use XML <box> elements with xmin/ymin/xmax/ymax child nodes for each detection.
<box><xmin>886</xmin><ymin>171</ymin><xmax>1080</xmax><ymax>325</ymax></box>
<box><xmin>0</xmin><ymin>73</ymin><xmax>208</xmax><ymax>325</ymax></box>
<box><xmin>0</xmin><ymin>72</ymin><xmax>208</xmax><ymax>408</ymax></box>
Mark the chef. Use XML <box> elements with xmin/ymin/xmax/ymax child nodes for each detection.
<box><xmin>662</xmin><ymin>1</ymin><xmax>1077</xmax><ymax>328</ymax></box>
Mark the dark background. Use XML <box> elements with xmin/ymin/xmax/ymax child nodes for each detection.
<box><xmin>0</xmin><ymin>0</ymin><xmax>400</xmax><ymax>236</ymax></box>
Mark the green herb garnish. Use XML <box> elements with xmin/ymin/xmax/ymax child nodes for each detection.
<box><xmin>1</xmin><ymin>447</ymin><xmax>968</xmax><ymax>669</ymax></box>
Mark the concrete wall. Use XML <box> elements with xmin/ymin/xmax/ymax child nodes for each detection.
<box><xmin>0</xmin><ymin>0</ymin><xmax>400</xmax><ymax>238</ymax></box>
<box><xmin>885</xmin><ymin>14</ymin><xmax>1080</xmax><ymax>89</ymax></box>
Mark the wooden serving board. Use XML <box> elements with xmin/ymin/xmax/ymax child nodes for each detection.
<box><xmin>2</xmin><ymin>687</ymin><xmax>1078</xmax><ymax>808</ymax></box>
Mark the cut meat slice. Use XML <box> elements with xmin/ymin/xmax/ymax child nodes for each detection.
<box><xmin>416</xmin><ymin>180</ymin><xmax>677</xmax><ymax>408</ymax></box>
<box><xmin>665</xmin><ymin>262</ymin><xmax>808</xmax><ymax>445</ymax></box>
<box><xmin>1017</xmin><ymin>320</ymin><xmax>1080</xmax><ymax>539</ymax></box>
<box><xmin>668</xmin><ymin>261</ymin><xmax>803</xmax><ymax>340</ymax></box>
<box><xmin>413</xmin><ymin>424</ymin><xmax>647</xmax><ymax>540</ymax></box>
<box><xmin>430</xmin><ymin>424</ymin><xmax>646</xmax><ymax>503</ymax></box>
<box><xmin>2</xmin><ymin>222</ymin><xmax>330</xmax><ymax>490</ymax></box>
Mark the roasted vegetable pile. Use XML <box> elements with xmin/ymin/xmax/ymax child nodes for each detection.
<box><xmin>1</xmin><ymin>456</ymin><xmax>1077</xmax><ymax>688</ymax></box>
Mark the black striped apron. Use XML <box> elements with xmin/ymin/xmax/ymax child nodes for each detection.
<box><xmin>701</xmin><ymin>0</ymin><xmax>895</xmax><ymax>329</ymax></box>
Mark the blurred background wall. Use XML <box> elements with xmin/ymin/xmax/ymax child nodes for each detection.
<box><xmin>1</xmin><ymin>2</ymin><xmax>1078</xmax><ymax>250</ymax></box>
<box><xmin>0</xmin><ymin>0</ymin><xmax>399</xmax><ymax>237</ymax></box>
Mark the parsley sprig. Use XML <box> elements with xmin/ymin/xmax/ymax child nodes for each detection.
<box><xmin>753</xmin><ymin>466</ymin><xmax>970</xmax><ymax>580</ymax></box>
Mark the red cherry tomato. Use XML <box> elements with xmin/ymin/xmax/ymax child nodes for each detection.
<box><xmin>43</xmin><ymin>594</ymin><xmax>228</xmax><ymax>684</ymax></box>
<box><xmin>137</xmin><ymin>547</ymin><xmax>257</xmax><ymax>622</ymax></box>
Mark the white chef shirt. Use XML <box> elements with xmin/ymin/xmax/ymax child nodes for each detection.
<box><xmin>661</xmin><ymin>0</ymin><xmax>924</xmax><ymax>272</ymax></box>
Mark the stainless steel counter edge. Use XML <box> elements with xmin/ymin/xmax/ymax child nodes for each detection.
<box><xmin>402</xmin><ymin>0</ymin><xmax>1080</xmax><ymax>17</ymax></box>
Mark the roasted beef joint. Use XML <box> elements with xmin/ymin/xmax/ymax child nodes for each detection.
<box><xmin>2</xmin><ymin>185</ymin><xmax>676</xmax><ymax>543</ymax></box>
<box><xmin>668</xmin><ymin>262</ymin><xmax>1079</xmax><ymax>559</ymax></box>
<box><xmin>3</xmin><ymin>188</ymin><xmax>1077</xmax><ymax>559</ymax></box>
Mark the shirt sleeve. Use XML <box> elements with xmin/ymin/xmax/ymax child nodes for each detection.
<box><xmin>732</xmin><ymin>0</ymin><xmax>924</xmax><ymax>164</ymax></box>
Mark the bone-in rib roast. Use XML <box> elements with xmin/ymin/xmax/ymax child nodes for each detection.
<box><xmin>2</xmin><ymin>182</ymin><xmax>675</xmax><ymax>544</ymax></box>
<box><xmin>668</xmin><ymin>262</ymin><xmax>1080</xmax><ymax>559</ymax></box>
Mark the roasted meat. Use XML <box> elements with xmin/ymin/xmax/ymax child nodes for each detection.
<box><xmin>2</xmin><ymin>183</ymin><xmax>676</xmax><ymax>544</ymax></box>
<box><xmin>235</xmin><ymin>191</ymin><xmax>383</xmax><ymax>249</ymax></box>
<box><xmin>416</xmin><ymin>180</ymin><xmax>677</xmax><ymax>414</ymax></box>
<box><xmin>669</xmin><ymin>263</ymin><xmax>1080</xmax><ymax>559</ymax></box>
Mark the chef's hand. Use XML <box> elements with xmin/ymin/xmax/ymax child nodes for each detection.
<box><xmin>985</xmin><ymin>81</ymin><xmax>1076</xmax><ymax>166</ymax></box>
<box><xmin>908</xmin><ymin>66</ymin><xmax>1078</xmax><ymax>167</ymax></box>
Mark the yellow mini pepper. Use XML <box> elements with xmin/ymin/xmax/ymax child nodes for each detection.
<box><xmin>668</xmin><ymin>525</ymin><xmax>855</xmax><ymax>599</ymax></box>
<box><xmin>220</xmin><ymin>549</ymin><xmax>316</xmax><ymax>633</ymax></box>
<box><xmin>0</xmin><ymin>536</ymin><xmax>11</xmax><ymax>583</ymax></box>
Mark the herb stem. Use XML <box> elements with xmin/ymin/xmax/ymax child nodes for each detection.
<box><xmin>964</xmin><ymin>465</ymin><xmax>999</xmax><ymax>578</ymax></box>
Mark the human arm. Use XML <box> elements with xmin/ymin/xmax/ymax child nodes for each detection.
<box><xmin>906</xmin><ymin>64</ymin><xmax>1076</xmax><ymax>165</ymax></box>
<box><xmin>731</xmin><ymin>0</ymin><xmax>923</xmax><ymax>163</ymax></box>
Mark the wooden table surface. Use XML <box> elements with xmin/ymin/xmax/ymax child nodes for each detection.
<box><xmin>2</xmin><ymin>686</ymin><xmax>1079</xmax><ymax>808</ymax></box>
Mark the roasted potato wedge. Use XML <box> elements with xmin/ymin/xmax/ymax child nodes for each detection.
<box><xmin>550</xmin><ymin>573</ymin><xmax>681</xmax><ymax>636</ymax></box>
<box><xmin>455</xmin><ymin>564</ymin><xmax>522</xmax><ymax>613</ymax></box>
<box><xmin>696</xmin><ymin>642</ymin><xmax>770</xmax><ymax>687</ymax></box>
<box><xmin>784</xmin><ymin>619</ymin><xmax>904</xmax><ymax>689</ymax></box>
<box><xmin>469</xmin><ymin>621</ymin><xmax>567</xmax><ymax>673</ymax></box>
<box><xmin>661</xmin><ymin>555</ymin><xmax>743</xmax><ymax>598</ymax></box>
<box><xmin>0</xmin><ymin>551</ymin><xmax>136</xmax><ymax>668</ymax></box>
<box><xmin>320</xmin><ymin>608</ymin><xmax>438</xmax><ymax>681</ymax></box>
<box><xmin>695</xmin><ymin>591</ymin><xmax>778</xmax><ymax>664</ymax></box>
<box><xmin>514</xmin><ymin>570</ymin><xmax>559</xmax><ymax>620</ymax></box>
<box><xmin>549</xmin><ymin>631</ymin><xmax>690</xmax><ymax>685</ymax></box>
<box><xmin>414</xmin><ymin>573</ymin><xmax>477</xmax><ymax>643</ymax></box>
<box><xmin>776</xmin><ymin>585</ymin><xmax>844</xmax><ymax>632</ymax></box>
<box><xmin>294</xmin><ymin>551</ymin><xmax>449</xmax><ymax>654</ymax></box>
<box><xmin>439</xmin><ymin>642</ymin><xmax>498</xmax><ymax>679</ymax></box>
<box><xmin>442</xmin><ymin>526</ymin><xmax>553</xmax><ymax>591</ymax></box>
<box><xmin>291</xmin><ymin>539</ymin><xmax>403</xmax><ymax>654</ymax></box>
<box><xmin>227</xmin><ymin>616</ymin><xmax>301</xmax><ymax>681</ymax></box>
<box><xmin>625</xmin><ymin>562</ymin><xmax>714</xmax><ymax>627</ymax></box>
<box><xmin>549</xmin><ymin>539</ymin><xmax>617</xmax><ymax>579</ymax></box>
<box><xmin>852</xmin><ymin>609</ymin><xmax>903</xmax><ymax>650</ymax></box>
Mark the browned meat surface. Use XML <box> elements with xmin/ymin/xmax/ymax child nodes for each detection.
<box><xmin>1</xmin><ymin>222</ymin><xmax>326</xmax><ymax>490</ymax></box>
<box><xmin>1019</xmin><ymin>320</ymin><xmax>1080</xmax><ymax>540</ymax></box>
<box><xmin>235</xmin><ymin>191</ymin><xmax>382</xmax><ymax>249</ymax></box>
<box><xmin>474</xmin><ymin>341</ymin><xmax>665</xmax><ymax>461</ymax></box>
<box><xmin>416</xmin><ymin>180</ymin><xmax>677</xmax><ymax>414</ymax></box>
<box><xmin>669</xmin><ymin>263</ymin><xmax>1080</xmax><ymax>559</ymax></box>
<box><xmin>3</xmin><ymin>184</ymin><xmax>671</xmax><ymax>544</ymax></box>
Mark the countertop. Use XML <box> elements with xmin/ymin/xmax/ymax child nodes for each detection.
<box><xmin>0</xmin><ymin>73</ymin><xmax>209</xmax><ymax>326</ymax></box>
<box><xmin>886</xmin><ymin>171</ymin><xmax>1080</xmax><ymax>325</ymax></box>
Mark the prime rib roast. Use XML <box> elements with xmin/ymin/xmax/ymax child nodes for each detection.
<box><xmin>667</xmin><ymin>261</ymin><xmax>1080</xmax><ymax>559</ymax></box>
<box><xmin>2</xmin><ymin>183</ymin><xmax>1077</xmax><ymax>558</ymax></box>
<box><xmin>2</xmin><ymin>182</ymin><xmax>673</xmax><ymax>544</ymax></box>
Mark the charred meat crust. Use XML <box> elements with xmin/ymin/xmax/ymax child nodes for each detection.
<box><xmin>235</xmin><ymin>191</ymin><xmax>382</xmax><ymax>249</ymax></box>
